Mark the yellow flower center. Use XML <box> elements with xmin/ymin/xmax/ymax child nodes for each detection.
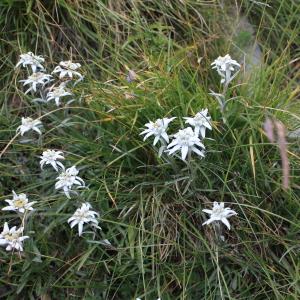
<box><xmin>4</xmin><ymin>233</ymin><xmax>18</xmax><ymax>241</ymax></box>
<box><xmin>52</xmin><ymin>88</ymin><xmax>62</xmax><ymax>96</ymax></box>
<box><xmin>30</xmin><ymin>72</ymin><xmax>45</xmax><ymax>80</ymax></box>
<box><xmin>14</xmin><ymin>199</ymin><xmax>26</xmax><ymax>208</ymax></box>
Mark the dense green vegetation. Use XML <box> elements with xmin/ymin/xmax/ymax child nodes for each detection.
<box><xmin>0</xmin><ymin>1</ymin><xmax>299</xmax><ymax>299</ymax></box>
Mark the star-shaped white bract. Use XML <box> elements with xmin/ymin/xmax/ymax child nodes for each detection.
<box><xmin>52</xmin><ymin>61</ymin><xmax>83</xmax><ymax>80</ymax></box>
<box><xmin>167</xmin><ymin>127</ymin><xmax>205</xmax><ymax>161</ymax></box>
<box><xmin>211</xmin><ymin>54</ymin><xmax>240</xmax><ymax>85</ymax></box>
<box><xmin>15</xmin><ymin>52</ymin><xmax>45</xmax><ymax>73</ymax></box>
<box><xmin>2</xmin><ymin>191</ymin><xmax>36</xmax><ymax>214</ymax></box>
<box><xmin>140</xmin><ymin>117</ymin><xmax>176</xmax><ymax>145</ymax></box>
<box><xmin>16</xmin><ymin>117</ymin><xmax>42</xmax><ymax>136</ymax></box>
<box><xmin>19</xmin><ymin>72</ymin><xmax>52</xmax><ymax>94</ymax></box>
<box><xmin>0</xmin><ymin>222</ymin><xmax>29</xmax><ymax>252</ymax></box>
<box><xmin>202</xmin><ymin>202</ymin><xmax>237</xmax><ymax>230</ymax></box>
<box><xmin>68</xmin><ymin>202</ymin><xmax>99</xmax><ymax>236</ymax></box>
<box><xmin>184</xmin><ymin>108</ymin><xmax>212</xmax><ymax>138</ymax></box>
<box><xmin>46</xmin><ymin>84</ymin><xmax>72</xmax><ymax>106</ymax></box>
<box><xmin>40</xmin><ymin>150</ymin><xmax>65</xmax><ymax>171</ymax></box>
<box><xmin>55</xmin><ymin>166</ymin><xmax>85</xmax><ymax>198</ymax></box>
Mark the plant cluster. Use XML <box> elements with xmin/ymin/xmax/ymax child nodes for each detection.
<box><xmin>0</xmin><ymin>53</ymin><xmax>103</xmax><ymax>254</ymax></box>
<box><xmin>1</xmin><ymin>2</ymin><xmax>299</xmax><ymax>296</ymax></box>
<box><xmin>4</xmin><ymin>51</ymin><xmax>241</xmax><ymax>254</ymax></box>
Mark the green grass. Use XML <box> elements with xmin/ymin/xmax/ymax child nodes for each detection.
<box><xmin>0</xmin><ymin>0</ymin><xmax>300</xmax><ymax>299</ymax></box>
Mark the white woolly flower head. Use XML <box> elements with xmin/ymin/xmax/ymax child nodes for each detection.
<box><xmin>40</xmin><ymin>149</ymin><xmax>65</xmax><ymax>171</ymax></box>
<box><xmin>55</xmin><ymin>166</ymin><xmax>85</xmax><ymax>198</ymax></box>
<box><xmin>16</xmin><ymin>117</ymin><xmax>42</xmax><ymax>136</ymax></box>
<box><xmin>19</xmin><ymin>72</ymin><xmax>52</xmax><ymax>94</ymax></box>
<box><xmin>140</xmin><ymin>117</ymin><xmax>176</xmax><ymax>145</ymax></box>
<box><xmin>184</xmin><ymin>108</ymin><xmax>212</xmax><ymax>138</ymax></box>
<box><xmin>202</xmin><ymin>202</ymin><xmax>237</xmax><ymax>230</ymax></box>
<box><xmin>167</xmin><ymin>127</ymin><xmax>205</xmax><ymax>161</ymax></box>
<box><xmin>67</xmin><ymin>165</ymin><xmax>80</xmax><ymax>176</ymax></box>
<box><xmin>46</xmin><ymin>84</ymin><xmax>72</xmax><ymax>106</ymax></box>
<box><xmin>67</xmin><ymin>202</ymin><xmax>100</xmax><ymax>236</ymax></box>
<box><xmin>60</xmin><ymin>61</ymin><xmax>81</xmax><ymax>70</ymax></box>
<box><xmin>15</xmin><ymin>52</ymin><xmax>45</xmax><ymax>72</ymax></box>
<box><xmin>211</xmin><ymin>54</ymin><xmax>240</xmax><ymax>85</ymax></box>
<box><xmin>52</xmin><ymin>60</ymin><xmax>83</xmax><ymax>80</ymax></box>
<box><xmin>2</xmin><ymin>191</ymin><xmax>36</xmax><ymax>214</ymax></box>
<box><xmin>0</xmin><ymin>222</ymin><xmax>29</xmax><ymax>252</ymax></box>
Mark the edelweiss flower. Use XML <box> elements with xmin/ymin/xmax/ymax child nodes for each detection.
<box><xmin>19</xmin><ymin>72</ymin><xmax>52</xmax><ymax>94</ymax></box>
<box><xmin>15</xmin><ymin>52</ymin><xmax>45</xmax><ymax>72</ymax></box>
<box><xmin>167</xmin><ymin>127</ymin><xmax>205</xmax><ymax>161</ymax></box>
<box><xmin>16</xmin><ymin>117</ymin><xmax>42</xmax><ymax>136</ymax></box>
<box><xmin>184</xmin><ymin>108</ymin><xmax>212</xmax><ymax>138</ymax></box>
<box><xmin>211</xmin><ymin>54</ymin><xmax>240</xmax><ymax>85</ymax></box>
<box><xmin>140</xmin><ymin>117</ymin><xmax>176</xmax><ymax>145</ymax></box>
<box><xmin>46</xmin><ymin>84</ymin><xmax>72</xmax><ymax>106</ymax></box>
<box><xmin>0</xmin><ymin>222</ymin><xmax>29</xmax><ymax>252</ymax></box>
<box><xmin>55</xmin><ymin>166</ymin><xmax>85</xmax><ymax>198</ymax></box>
<box><xmin>2</xmin><ymin>191</ymin><xmax>36</xmax><ymax>213</ymax></box>
<box><xmin>202</xmin><ymin>202</ymin><xmax>237</xmax><ymax>230</ymax></box>
<box><xmin>52</xmin><ymin>60</ymin><xmax>83</xmax><ymax>79</ymax></box>
<box><xmin>68</xmin><ymin>202</ymin><xmax>99</xmax><ymax>236</ymax></box>
<box><xmin>40</xmin><ymin>149</ymin><xmax>65</xmax><ymax>171</ymax></box>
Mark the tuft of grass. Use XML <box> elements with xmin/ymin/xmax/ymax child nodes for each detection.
<box><xmin>0</xmin><ymin>1</ymin><xmax>300</xmax><ymax>299</ymax></box>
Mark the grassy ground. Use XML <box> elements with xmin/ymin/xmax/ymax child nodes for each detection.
<box><xmin>0</xmin><ymin>0</ymin><xmax>300</xmax><ymax>299</ymax></box>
